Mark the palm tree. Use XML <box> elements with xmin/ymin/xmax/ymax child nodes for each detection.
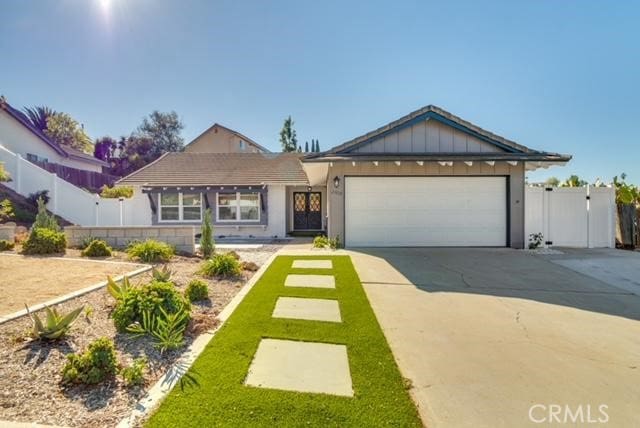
<box><xmin>22</xmin><ymin>106</ymin><xmax>56</xmax><ymax>132</ymax></box>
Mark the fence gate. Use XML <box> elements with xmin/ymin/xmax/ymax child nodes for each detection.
<box><xmin>525</xmin><ymin>186</ymin><xmax>615</xmax><ymax>248</ymax></box>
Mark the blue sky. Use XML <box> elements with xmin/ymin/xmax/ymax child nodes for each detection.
<box><xmin>1</xmin><ymin>0</ymin><xmax>638</xmax><ymax>183</ymax></box>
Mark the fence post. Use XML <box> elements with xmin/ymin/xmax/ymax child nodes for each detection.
<box><xmin>50</xmin><ymin>172</ymin><xmax>58</xmax><ymax>214</ymax></box>
<box><xmin>119</xmin><ymin>197</ymin><xmax>124</xmax><ymax>226</ymax></box>
<box><xmin>14</xmin><ymin>153</ymin><xmax>22</xmax><ymax>194</ymax></box>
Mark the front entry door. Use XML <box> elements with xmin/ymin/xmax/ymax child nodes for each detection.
<box><xmin>293</xmin><ymin>192</ymin><xmax>322</xmax><ymax>230</ymax></box>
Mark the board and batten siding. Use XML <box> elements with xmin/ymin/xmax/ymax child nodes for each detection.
<box><xmin>326</xmin><ymin>161</ymin><xmax>525</xmax><ymax>248</ymax></box>
<box><xmin>353</xmin><ymin>119</ymin><xmax>503</xmax><ymax>154</ymax></box>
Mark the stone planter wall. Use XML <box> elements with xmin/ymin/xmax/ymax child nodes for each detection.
<box><xmin>0</xmin><ymin>225</ymin><xmax>15</xmax><ymax>242</ymax></box>
<box><xmin>64</xmin><ymin>226</ymin><xmax>196</xmax><ymax>254</ymax></box>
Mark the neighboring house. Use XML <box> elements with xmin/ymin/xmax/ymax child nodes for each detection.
<box><xmin>184</xmin><ymin>123</ymin><xmax>270</xmax><ymax>154</ymax></box>
<box><xmin>118</xmin><ymin>105</ymin><xmax>571</xmax><ymax>248</ymax></box>
<box><xmin>0</xmin><ymin>96</ymin><xmax>108</xmax><ymax>173</ymax></box>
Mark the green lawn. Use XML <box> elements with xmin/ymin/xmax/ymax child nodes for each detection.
<box><xmin>147</xmin><ymin>255</ymin><xmax>422</xmax><ymax>427</ymax></box>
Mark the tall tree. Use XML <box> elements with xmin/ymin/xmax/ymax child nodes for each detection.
<box><xmin>135</xmin><ymin>111</ymin><xmax>184</xmax><ymax>157</ymax></box>
<box><xmin>94</xmin><ymin>136</ymin><xmax>119</xmax><ymax>162</ymax></box>
<box><xmin>22</xmin><ymin>106</ymin><xmax>57</xmax><ymax>132</ymax></box>
<box><xmin>561</xmin><ymin>175</ymin><xmax>588</xmax><ymax>188</ymax></box>
<box><xmin>305</xmin><ymin>141</ymin><xmax>309</xmax><ymax>152</ymax></box>
<box><xmin>544</xmin><ymin>177</ymin><xmax>560</xmax><ymax>187</ymax></box>
<box><xmin>44</xmin><ymin>112</ymin><xmax>93</xmax><ymax>153</ymax></box>
<box><xmin>279</xmin><ymin>116</ymin><xmax>298</xmax><ymax>152</ymax></box>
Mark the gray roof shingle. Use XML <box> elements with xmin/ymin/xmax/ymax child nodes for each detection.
<box><xmin>117</xmin><ymin>152</ymin><xmax>309</xmax><ymax>187</ymax></box>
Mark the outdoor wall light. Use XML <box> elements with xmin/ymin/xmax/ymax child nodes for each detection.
<box><xmin>307</xmin><ymin>185</ymin><xmax>312</xmax><ymax>192</ymax></box>
<box><xmin>333</xmin><ymin>176</ymin><xmax>340</xmax><ymax>189</ymax></box>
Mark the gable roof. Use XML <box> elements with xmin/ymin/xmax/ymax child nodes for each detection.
<box><xmin>0</xmin><ymin>96</ymin><xmax>108</xmax><ymax>167</ymax></box>
<box><xmin>117</xmin><ymin>152</ymin><xmax>308</xmax><ymax>187</ymax></box>
<box><xmin>186</xmin><ymin>123</ymin><xmax>271</xmax><ymax>153</ymax></box>
<box><xmin>305</xmin><ymin>105</ymin><xmax>571</xmax><ymax>162</ymax></box>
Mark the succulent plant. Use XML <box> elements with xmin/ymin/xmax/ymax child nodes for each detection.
<box><xmin>107</xmin><ymin>275</ymin><xmax>132</xmax><ymax>300</ymax></box>
<box><xmin>151</xmin><ymin>265</ymin><xmax>173</xmax><ymax>282</ymax></box>
<box><xmin>25</xmin><ymin>304</ymin><xmax>83</xmax><ymax>340</ymax></box>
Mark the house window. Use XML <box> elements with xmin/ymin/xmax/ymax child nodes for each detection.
<box><xmin>217</xmin><ymin>192</ymin><xmax>260</xmax><ymax>222</ymax></box>
<box><xmin>159</xmin><ymin>193</ymin><xmax>202</xmax><ymax>222</ymax></box>
<box><xmin>239</xmin><ymin>140</ymin><xmax>246</xmax><ymax>151</ymax></box>
<box><xmin>26</xmin><ymin>153</ymin><xmax>48</xmax><ymax>163</ymax></box>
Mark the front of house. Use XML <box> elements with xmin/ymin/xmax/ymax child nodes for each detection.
<box><xmin>119</xmin><ymin>105</ymin><xmax>570</xmax><ymax>248</ymax></box>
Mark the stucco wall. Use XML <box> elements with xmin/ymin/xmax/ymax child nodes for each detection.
<box><xmin>326</xmin><ymin>161</ymin><xmax>525</xmax><ymax>248</ymax></box>
<box><xmin>184</xmin><ymin>126</ymin><xmax>264</xmax><ymax>153</ymax></box>
<box><xmin>0</xmin><ymin>109</ymin><xmax>102</xmax><ymax>172</ymax></box>
<box><xmin>65</xmin><ymin>226</ymin><xmax>196</xmax><ymax>253</ymax></box>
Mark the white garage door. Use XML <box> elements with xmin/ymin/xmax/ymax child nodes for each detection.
<box><xmin>344</xmin><ymin>176</ymin><xmax>507</xmax><ymax>247</ymax></box>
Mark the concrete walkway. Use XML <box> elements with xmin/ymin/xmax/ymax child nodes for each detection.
<box><xmin>348</xmin><ymin>248</ymin><xmax>640</xmax><ymax>428</ymax></box>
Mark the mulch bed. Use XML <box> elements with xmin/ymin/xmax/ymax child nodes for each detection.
<box><xmin>0</xmin><ymin>246</ymin><xmax>281</xmax><ymax>427</ymax></box>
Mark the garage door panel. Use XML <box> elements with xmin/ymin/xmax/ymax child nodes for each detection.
<box><xmin>345</xmin><ymin>177</ymin><xmax>507</xmax><ymax>247</ymax></box>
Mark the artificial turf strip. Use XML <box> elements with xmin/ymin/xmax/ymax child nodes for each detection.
<box><xmin>146</xmin><ymin>255</ymin><xmax>422</xmax><ymax>427</ymax></box>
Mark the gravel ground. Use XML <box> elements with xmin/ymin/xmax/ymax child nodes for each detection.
<box><xmin>0</xmin><ymin>245</ymin><xmax>281</xmax><ymax>427</ymax></box>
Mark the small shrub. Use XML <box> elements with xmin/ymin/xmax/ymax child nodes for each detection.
<box><xmin>22</xmin><ymin>227</ymin><xmax>66</xmax><ymax>255</ymax></box>
<box><xmin>329</xmin><ymin>234</ymin><xmax>342</xmax><ymax>250</ymax></box>
<box><xmin>0</xmin><ymin>199</ymin><xmax>14</xmax><ymax>222</ymax></box>
<box><xmin>79</xmin><ymin>236</ymin><xmax>100</xmax><ymax>250</ymax></box>
<box><xmin>226</xmin><ymin>250</ymin><xmax>240</xmax><ymax>260</ymax></box>
<box><xmin>28</xmin><ymin>190</ymin><xmax>50</xmax><ymax>207</ymax></box>
<box><xmin>0</xmin><ymin>240</ymin><xmax>14</xmax><ymax>251</ymax></box>
<box><xmin>127</xmin><ymin>239</ymin><xmax>174</xmax><ymax>263</ymax></box>
<box><xmin>185</xmin><ymin>279</ymin><xmax>209</xmax><ymax>302</ymax></box>
<box><xmin>61</xmin><ymin>337</ymin><xmax>117</xmax><ymax>385</ymax></box>
<box><xmin>151</xmin><ymin>265</ymin><xmax>173</xmax><ymax>282</ymax></box>
<box><xmin>81</xmin><ymin>239</ymin><xmax>112</xmax><ymax>257</ymax></box>
<box><xmin>100</xmin><ymin>185</ymin><xmax>134</xmax><ymax>199</ymax></box>
<box><xmin>127</xmin><ymin>305</ymin><xmax>190</xmax><ymax>353</ymax></box>
<box><xmin>241</xmin><ymin>261</ymin><xmax>259</xmax><ymax>271</ymax></box>
<box><xmin>200</xmin><ymin>208</ymin><xmax>214</xmax><ymax>258</ymax></box>
<box><xmin>32</xmin><ymin>197</ymin><xmax>60</xmax><ymax>231</ymax></box>
<box><xmin>111</xmin><ymin>279</ymin><xmax>190</xmax><ymax>333</ymax></box>
<box><xmin>313</xmin><ymin>235</ymin><xmax>329</xmax><ymax>248</ymax></box>
<box><xmin>26</xmin><ymin>304</ymin><xmax>83</xmax><ymax>340</ymax></box>
<box><xmin>528</xmin><ymin>232</ymin><xmax>544</xmax><ymax>250</ymax></box>
<box><xmin>199</xmin><ymin>253</ymin><xmax>242</xmax><ymax>278</ymax></box>
<box><xmin>121</xmin><ymin>357</ymin><xmax>147</xmax><ymax>387</ymax></box>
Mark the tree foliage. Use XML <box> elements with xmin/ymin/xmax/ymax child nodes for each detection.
<box><xmin>0</xmin><ymin>163</ymin><xmax>9</xmax><ymax>182</ymax></box>
<box><xmin>279</xmin><ymin>116</ymin><xmax>298</xmax><ymax>152</ymax></box>
<box><xmin>561</xmin><ymin>175</ymin><xmax>588</xmax><ymax>188</ymax></box>
<box><xmin>200</xmin><ymin>208</ymin><xmax>214</xmax><ymax>258</ymax></box>
<box><xmin>613</xmin><ymin>173</ymin><xmax>639</xmax><ymax>205</ymax></box>
<box><xmin>135</xmin><ymin>111</ymin><xmax>184</xmax><ymax>157</ymax></box>
<box><xmin>544</xmin><ymin>177</ymin><xmax>560</xmax><ymax>187</ymax></box>
<box><xmin>45</xmin><ymin>112</ymin><xmax>93</xmax><ymax>153</ymax></box>
<box><xmin>23</xmin><ymin>106</ymin><xmax>57</xmax><ymax>132</ymax></box>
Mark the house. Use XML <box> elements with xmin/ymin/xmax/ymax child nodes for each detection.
<box><xmin>118</xmin><ymin>105</ymin><xmax>570</xmax><ymax>248</ymax></box>
<box><xmin>184</xmin><ymin>123</ymin><xmax>270</xmax><ymax>154</ymax></box>
<box><xmin>0</xmin><ymin>96</ymin><xmax>108</xmax><ymax>173</ymax></box>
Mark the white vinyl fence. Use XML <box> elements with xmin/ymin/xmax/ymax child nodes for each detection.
<box><xmin>525</xmin><ymin>186</ymin><xmax>616</xmax><ymax>248</ymax></box>
<box><xmin>0</xmin><ymin>144</ymin><xmax>151</xmax><ymax>226</ymax></box>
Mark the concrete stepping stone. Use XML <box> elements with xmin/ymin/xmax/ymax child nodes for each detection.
<box><xmin>273</xmin><ymin>297</ymin><xmax>341</xmax><ymax>322</ymax></box>
<box><xmin>245</xmin><ymin>338</ymin><xmax>353</xmax><ymax>397</ymax></box>
<box><xmin>292</xmin><ymin>260</ymin><xmax>333</xmax><ymax>269</ymax></box>
<box><xmin>285</xmin><ymin>274</ymin><xmax>335</xmax><ymax>289</ymax></box>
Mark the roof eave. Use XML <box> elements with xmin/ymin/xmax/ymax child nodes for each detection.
<box><xmin>302</xmin><ymin>152</ymin><xmax>572</xmax><ymax>163</ymax></box>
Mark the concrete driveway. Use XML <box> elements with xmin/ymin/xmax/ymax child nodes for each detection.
<box><xmin>350</xmin><ymin>248</ymin><xmax>640</xmax><ymax>427</ymax></box>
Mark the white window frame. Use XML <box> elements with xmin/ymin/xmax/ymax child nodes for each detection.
<box><xmin>216</xmin><ymin>192</ymin><xmax>261</xmax><ymax>222</ymax></box>
<box><xmin>158</xmin><ymin>192</ymin><xmax>203</xmax><ymax>222</ymax></box>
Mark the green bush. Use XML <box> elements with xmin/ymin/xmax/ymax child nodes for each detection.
<box><xmin>127</xmin><ymin>239</ymin><xmax>174</xmax><ymax>263</ymax></box>
<box><xmin>61</xmin><ymin>337</ymin><xmax>118</xmax><ymax>385</ymax></box>
<box><xmin>127</xmin><ymin>305</ymin><xmax>190</xmax><ymax>353</ymax></box>
<box><xmin>32</xmin><ymin>197</ymin><xmax>60</xmax><ymax>231</ymax></box>
<box><xmin>200</xmin><ymin>208</ymin><xmax>214</xmax><ymax>258</ymax></box>
<box><xmin>0</xmin><ymin>199</ymin><xmax>14</xmax><ymax>222</ymax></box>
<box><xmin>0</xmin><ymin>240</ymin><xmax>14</xmax><ymax>251</ymax></box>
<box><xmin>22</xmin><ymin>227</ymin><xmax>66</xmax><ymax>255</ymax></box>
<box><xmin>121</xmin><ymin>357</ymin><xmax>147</xmax><ymax>387</ymax></box>
<box><xmin>111</xmin><ymin>280</ymin><xmax>190</xmax><ymax>333</ymax></box>
<box><xmin>313</xmin><ymin>235</ymin><xmax>329</xmax><ymax>248</ymax></box>
<box><xmin>199</xmin><ymin>253</ymin><xmax>242</xmax><ymax>278</ymax></box>
<box><xmin>81</xmin><ymin>239</ymin><xmax>112</xmax><ymax>257</ymax></box>
<box><xmin>185</xmin><ymin>279</ymin><xmax>209</xmax><ymax>302</ymax></box>
<box><xmin>100</xmin><ymin>185</ymin><xmax>134</xmax><ymax>199</ymax></box>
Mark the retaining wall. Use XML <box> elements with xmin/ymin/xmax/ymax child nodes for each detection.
<box><xmin>0</xmin><ymin>225</ymin><xmax>15</xmax><ymax>242</ymax></box>
<box><xmin>64</xmin><ymin>226</ymin><xmax>196</xmax><ymax>254</ymax></box>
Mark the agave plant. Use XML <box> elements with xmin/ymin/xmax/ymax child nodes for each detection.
<box><xmin>107</xmin><ymin>275</ymin><xmax>132</xmax><ymax>300</ymax></box>
<box><xmin>25</xmin><ymin>304</ymin><xmax>84</xmax><ymax>340</ymax></box>
<box><xmin>151</xmin><ymin>265</ymin><xmax>173</xmax><ymax>282</ymax></box>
